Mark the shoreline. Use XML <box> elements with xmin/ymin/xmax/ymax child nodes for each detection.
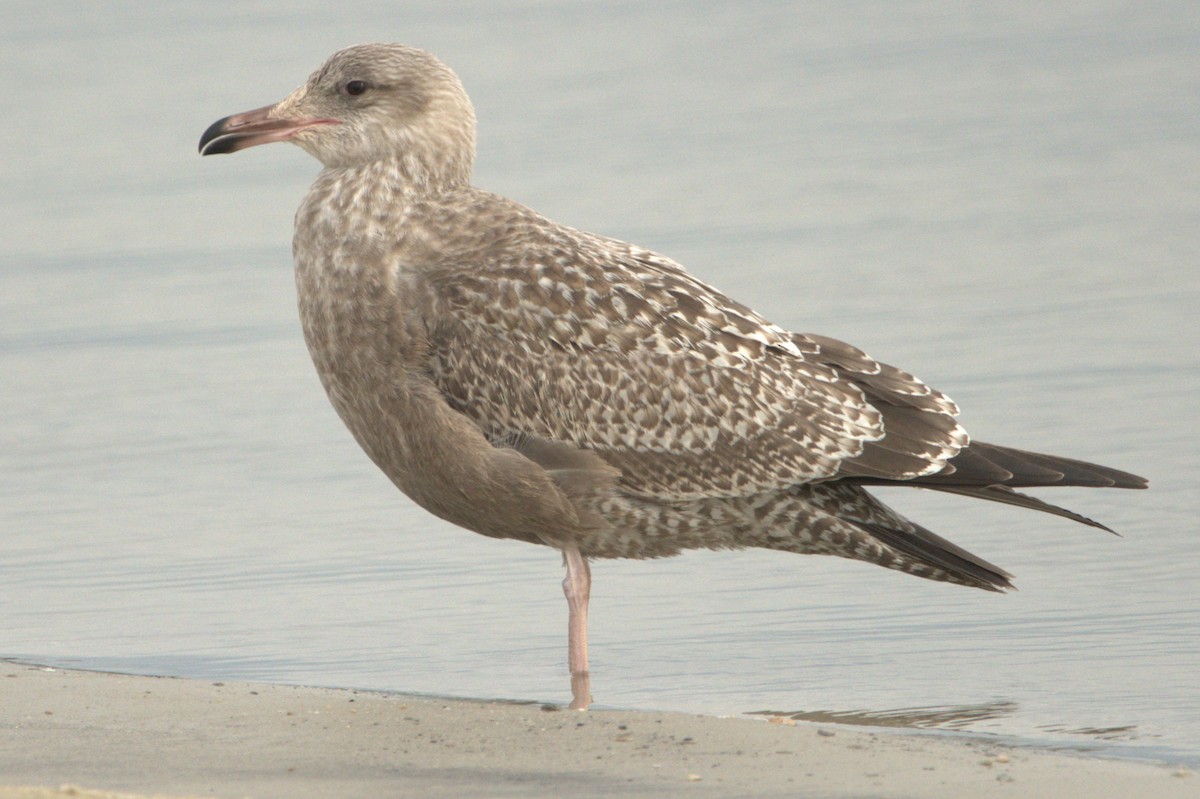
<box><xmin>2</xmin><ymin>661</ymin><xmax>1192</xmax><ymax>798</ymax></box>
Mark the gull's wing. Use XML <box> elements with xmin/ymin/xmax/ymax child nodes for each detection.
<box><xmin>413</xmin><ymin>192</ymin><xmax>968</xmax><ymax>502</ymax></box>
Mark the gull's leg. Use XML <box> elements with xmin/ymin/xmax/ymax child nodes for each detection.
<box><xmin>562</xmin><ymin>546</ymin><xmax>591</xmax><ymax>710</ymax></box>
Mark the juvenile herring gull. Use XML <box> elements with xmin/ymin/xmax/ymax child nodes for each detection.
<box><xmin>199</xmin><ymin>43</ymin><xmax>1147</xmax><ymax>709</ymax></box>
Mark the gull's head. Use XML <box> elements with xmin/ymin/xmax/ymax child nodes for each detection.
<box><xmin>199</xmin><ymin>44</ymin><xmax>476</xmax><ymax>184</ymax></box>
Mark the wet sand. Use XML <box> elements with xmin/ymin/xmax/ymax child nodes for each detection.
<box><xmin>1</xmin><ymin>662</ymin><xmax>1191</xmax><ymax>798</ymax></box>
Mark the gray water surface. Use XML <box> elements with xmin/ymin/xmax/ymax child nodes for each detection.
<box><xmin>3</xmin><ymin>1</ymin><xmax>1198</xmax><ymax>765</ymax></box>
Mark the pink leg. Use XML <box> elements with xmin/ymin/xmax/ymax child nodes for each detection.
<box><xmin>562</xmin><ymin>546</ymin><xmax>591</xmax><ymax>710</ymax></box>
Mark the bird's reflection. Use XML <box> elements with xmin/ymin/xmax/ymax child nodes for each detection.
<box><xmin>751</xmin><ymin>700</ymin><xmax>1019</xmax><ymax>730</ymax></box>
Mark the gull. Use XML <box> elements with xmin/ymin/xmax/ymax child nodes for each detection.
<box><xmin>199</xmin><ymin>43</ymin><xmax>1147</xmax><ymax>709</ymax></box>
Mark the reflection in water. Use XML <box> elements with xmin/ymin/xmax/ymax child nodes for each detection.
<box><xmin>1036</xmin><ymin>723</ymin><xmax>1142</xmax><ymax>743</ymax></box>
<box><xmin>753</xmin><ymin>702</ymin><xmax>1145</xmax><ymax>747</ymax></box>
<box><xmin>751</xmin><ymin>701</ymin><xmax>1019</xmax><ymax>730</ymax></box>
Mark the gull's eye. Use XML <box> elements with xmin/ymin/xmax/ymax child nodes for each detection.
<box><xmin>343</xmin><ymin>80</ymin><xmax>369</xmax><ymax>96</ymax></box>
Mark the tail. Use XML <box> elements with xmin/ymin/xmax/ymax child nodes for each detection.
<box><xmin>858</xmin><ymin>518</ymin><xmax>1014</xmax><ymax>592</ymax></box>
<box><xmin>800</xmin><ymin>445</ymin><xmax>1146</xmax><ymax>592</ymax></box>
<box><xmin>909</xmin><ymin>441</ymin><xmax>1148</xmax><ymax>489</ymax></box>
<box><xmin>850</xmin><ymin>440</ymin><xmax>1147</xmax><ymax>534</ymax></box>
<box><xmin>779</xmin><ymin>483</ymin><xmax>1013</xmax><ymax>591</ymax></box>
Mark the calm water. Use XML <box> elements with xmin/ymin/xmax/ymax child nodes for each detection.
<box><xmin>3</xmin><ymin>0</ymin><xmax>1199</xmax><ymax>765</ymax></box>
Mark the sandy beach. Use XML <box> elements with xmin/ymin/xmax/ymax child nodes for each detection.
<box><xmin>0</xmin><ymin>661</ymin><xmax>1191</xmax><ymax>798</ymax></box>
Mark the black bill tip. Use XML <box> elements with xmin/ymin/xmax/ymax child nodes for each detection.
<box><xmin>198</xmin><ymin>115</ymin><xmax>236</xmax><ymax>155</ymax></box>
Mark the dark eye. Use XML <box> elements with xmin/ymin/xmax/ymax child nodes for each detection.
<box><xmin>344</xmin><ymin>80</ymin><xmax>369</xmax><ymax>96</ymax></box>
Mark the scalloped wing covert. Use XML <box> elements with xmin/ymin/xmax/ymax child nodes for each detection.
<box><xmin>417</xmin><ymin>191</ymin><xmax>965</xmax><ymax>501</ymax></box>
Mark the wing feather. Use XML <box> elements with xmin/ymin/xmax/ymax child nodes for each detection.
<box><xmin>418</xmin><ymin>195</ymin><xmax>897</xmax><ymax>499</ymax></box>
<box><xmin>415</xmin><ymin>191</ymin><xmax>975</xmax><ymax>501</ymax></box>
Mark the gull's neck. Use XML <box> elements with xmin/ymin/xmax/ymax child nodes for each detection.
<box><xmin>295</xmin><ymin>154</ymin><xmax>473</xmax><ymax>280</ymax></box>
<box><xmin>321</xmin><ymin>154</ymin><xmax>468</xmax><ymax>200</ymax></box>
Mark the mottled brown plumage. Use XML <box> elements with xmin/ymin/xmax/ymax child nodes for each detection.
<box><xmin>199</xmin><ymin>44</ymin><xmax>1147</xmax><ymax>708</ymax></box>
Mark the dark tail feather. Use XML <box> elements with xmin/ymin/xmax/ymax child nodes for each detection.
<box><xmin>904</xmin><ymin>441</ymin><xmax>1148</xmax><ymax>489</ymax></box>
<box><xmin>924</xmin><ymin>484</ymin><xmax>1119</xmax><ymax>534</ymax></box>
<box><xmin>858</xmin><ymin>520</ymin><xmax>1014</xmax><ymax>593</ymax></box>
